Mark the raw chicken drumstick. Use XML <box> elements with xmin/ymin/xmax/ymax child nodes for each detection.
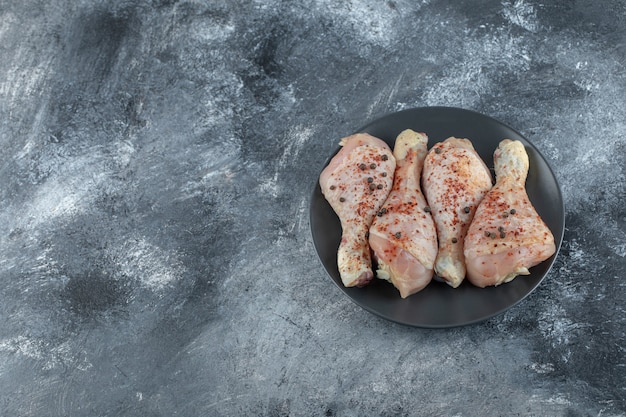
<box><xmin>464</xmin><ymin>139</ymin><xmax>556</xmax><ymax>287</ymax></box>
<box><xmin>319</xmin><ymin>133</ymin><xmax>396</xmax><ymax>287</ymax></box>
<box><xmin>369</xmin><ymin>130</ymin><xmax>438</xmax><ymax>298</ymax></box>
<box><xmin>422</xmin><ymin>137</ymin><xmax>492</xmax><ymax>288</ymax></box>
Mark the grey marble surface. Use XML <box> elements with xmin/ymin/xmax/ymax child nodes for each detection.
<box><xmin>0</xmin><ymin>0</ymin><xmax>624</xmax><ymax>416</ymax></box>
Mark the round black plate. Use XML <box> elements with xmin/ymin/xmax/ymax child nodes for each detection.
<box><xmin>310</xmin><ymin>107</ymin><xmax>565</xmax><ymax>328</ymax></box>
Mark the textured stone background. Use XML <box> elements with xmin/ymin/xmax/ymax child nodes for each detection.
<box><xmin>0</xmin><ymin>0</ymin><xmax>624</xmax><ymax>415</ymax></box>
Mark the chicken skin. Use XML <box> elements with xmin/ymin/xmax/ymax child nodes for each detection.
<box><xmin>422</xmin><ymin>138</ymin><xmax>493</xmax><ymax>288</ymax></box>
<box><xmin>464</xmin><ymin>139</ymin><xmax>556</xmax><ymax>287</ymax></box>
<box><xmin>369</xmin><ymin>130</ymin><xmax>438</xmax><ymax>298</ymax></box>
<box><xmin>319</xmin><ymin>133</ymin><xmax>396</xmax><ymax>287</ymax></box>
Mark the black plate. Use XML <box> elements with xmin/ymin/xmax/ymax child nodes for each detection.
<box><xmin>310</xmin><ymin>107</ymin><xmax>565</xmax><ymax>328</ymax></box>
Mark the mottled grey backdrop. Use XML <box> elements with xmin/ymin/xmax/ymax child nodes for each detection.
<box><xmin>0</xmin><ymin>0</ymin><xmax>624</xmax><ymax>416</ymax></box>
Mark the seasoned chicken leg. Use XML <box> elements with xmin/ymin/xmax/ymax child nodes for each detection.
<box><xmin>319</xmin><ymin>133</ymin><xmax>396</xmax><ymax>287</ymax></box>
<box><xmin>422</xmin><ymin>138</ymin><xmax>492</xmax><ymax>287</ymax></box>
<box><xmin>464</xmin><ymin>139</ymin><xmax>556</xmax><ymax>287</ymax></box>
<box><xmin>369</xmin><ymin>130</ymin><xmax>438</xmax><ymax>298</ymax></box>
